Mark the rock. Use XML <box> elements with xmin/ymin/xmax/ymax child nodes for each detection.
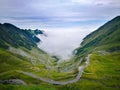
<box><xmin>0</xmin><ymin>79</ymin><xmax>26</xmax><ymax>85</ymax></box>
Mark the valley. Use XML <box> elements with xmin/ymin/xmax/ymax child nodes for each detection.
<box><xmin>0</xmin><ymin>16</ymin><xmax>120</xmax><ymax>90</ymax></box>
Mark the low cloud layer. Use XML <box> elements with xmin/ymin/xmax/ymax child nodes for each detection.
<box><xmin>37</xmin><ymin>27</ymin><xmax>94</xmax><ymax>59</ymax></box>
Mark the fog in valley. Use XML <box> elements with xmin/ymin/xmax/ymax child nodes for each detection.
<box><xmin>37</xmin><ymin>27</ymin><xmax>94</xmax><ymax>60</ymax></box>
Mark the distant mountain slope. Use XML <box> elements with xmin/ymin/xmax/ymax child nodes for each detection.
<box><xmin>68</xmin><ymin>16</ymin><xmax>120</xmax><ymax>90</ymax></box>
<box><xmin>0</xmin><ymin>23</ymin><xmax>59</xmax><ymax>87</ymax></box>
<box><xmin>0</xmin><ymin>23</ymin><xmax>43</xmax><ymax>50</ymax></box>
<box><xmin>75</xmin><ymin>16</ymin><xmax>120</xmax><ymax>57</ymax></box>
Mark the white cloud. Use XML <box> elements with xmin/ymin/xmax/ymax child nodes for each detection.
<box><xmin>0</xmin><ymin>0</ymin><xmax>120</xmax><ymax>29</ymax></box>
<box><xmin>37</xmin><ymin>26</ymin><xmax>98</xmax><ymax>59</ymax></box>
<box><xmin>71</xmin><ymin>0</ymin><xmax>95</xmax><ymax>4</ymax></box>
<box><xmin>71</xmin><ymin>0</ymin><xmax>120</xmax><ymax>5</ymax></box>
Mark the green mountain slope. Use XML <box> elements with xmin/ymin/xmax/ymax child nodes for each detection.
<box><xmin>56</xmin><ymin>16</ymin><xmax>120</xmax><ymax>90</ymax></box>
<box><xmin>0</xmin><ymin>23</ymin><xmax>77</xmax><ymax>90</ymax></box>
<box><xmin>0</xmin><ymin>23</ymin><xmax>59</xmax><ymax>69</ymax></box>
<box><xmin>66</xmin><ymin>16</ymin><xmax>120</xmax><ymax>90</ymax></box>
<box><xmin>75</xmin><ymin>16</ymin><xmax>120</xmax><ymax>57</ymax></box>
<box><xmin>0</xmin><ymin>23</ymin><xmax>41</xmax><ymax>50</ymax></box>
<box><xmin>0</xmin><ymin>23</ymin><xmax>61</xmax><ymax>85</ymax></box>
<box><xmin>58</xmin><ymin>51</ymin><xmax>120</xmax><ymax>90</ymax></box>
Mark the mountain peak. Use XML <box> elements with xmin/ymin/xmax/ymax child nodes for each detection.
<box><xmin>3</xmin><ymin>23</ymin><xmax>17</xmax><ymax>27</ymax></box>
<box><xmin>109</xmin><ymin>16</ymin><xmax>120</xmax><ymax>23</ymax></box>
<box><xmin>114</xmin><ymin>16</ymin><xmax>120</xmax><ymax>19</ymax></box>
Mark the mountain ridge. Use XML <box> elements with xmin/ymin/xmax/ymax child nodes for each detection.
<box><xmin>0</xmin><ymin>23</ymin><xmax>44</xmax><ymax>50</ymax></box>
<box><xmin>75</xmin><ymin>16</ymin><xmax>120</xmax><ymax>57</ymax></box>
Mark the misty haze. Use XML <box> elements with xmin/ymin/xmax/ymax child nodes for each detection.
<box><xmin>37</xmin><ymin>28</ymin><xmax>92</xmax><ymax>59</ymax></box>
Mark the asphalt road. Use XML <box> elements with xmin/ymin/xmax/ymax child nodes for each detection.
<box><xmin>19</xmin><ymin>54</ymin><xmax>91</xmax><ymax>85</ymax></box>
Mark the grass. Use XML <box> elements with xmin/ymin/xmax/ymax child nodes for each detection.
<box><xmin>53</xmin><ymin>51</ymin><xmax>120</xmax><ymax>90</ymax></box>
<box><xmin>0</xmin><ymin>47</ymin><xmax>78</xmax><ymax>88</ymax></box>
<box><xmin>0</xmin><ymin>50</ymin><xmax>120</xmax><ymax>90</ymax></box>
<box><xmin>0</xmin><ymin>84</ymin><xmax>57</xmax><ymax>90</ymax></box>
<box><xmin>49</xmin><ymin>51</ymin><xmax>119</xmax><ymax>90</ymax></box>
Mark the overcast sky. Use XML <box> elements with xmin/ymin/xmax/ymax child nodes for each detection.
<box><xmin>0</xmin><ymin>0</ymin><xmax>120</xmax><ymax>29</ymax></box>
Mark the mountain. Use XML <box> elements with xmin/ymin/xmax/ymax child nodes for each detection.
<box><xmin>75</xmin><ymin>16</ymin><xmax>120</xmax><ymax>57</ymax></box>
<box><xmin>0</xmin><ymin>23</ymin><xmax>43</xmax><ymax>50</ymax></box>
<box><xmin>0</xmin><ymin>16</ymin><xmax>120</xmax><ymax>90</ymax></box>
<box><xmin>0</xmin><ymin>23</ymin><xmax>62</xmax><ymax>89</ymax></box>
<box><xmin>67</xmin><ymin>16</ymin><xmax>120</xmax><ymax>89</ymax></box>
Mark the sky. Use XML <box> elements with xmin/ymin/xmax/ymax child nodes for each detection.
<box><xmin>0</xmin><ymin>0</ymin><xmax>120</xmax><ymax>59</ymax></box>
<box><xmin>0</xmin><ymin>0</ymin><xmax>120</xmax><ymax>29</ymax></box>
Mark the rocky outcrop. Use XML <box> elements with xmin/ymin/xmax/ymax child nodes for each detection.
<box><xmin>0</xmin><ymin>79</ymin><xmax>26</xmax><ymax>85</ymax></box>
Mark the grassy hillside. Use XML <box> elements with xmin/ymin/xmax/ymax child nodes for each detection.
<box><xmin>55</xmin><ymin>51</ymin><xmax>120</xmax><ymax>90</ymax></box>
<box><xmin>62</xmin><ymin>16</ymin><xmax>120</xmax><ymax>89</ymax></box>
<box><xmin>0</xmin><ymin>23</ymin><xmax>41</xmax><ymax>50</ymax></box>
<box><xmin>75</xmin><ymin>16</ymin><xmax>120</xmax><ymax>58</ymax></box>
<box><xmin>55</xmin><ymin>16</ymin><xmax>120</xmax><ymax>90</ymax></box>
<box><xmin>61</xmin><ymin>16</ymin><xmax>120</xmax><ymax>69</ymax></box>
<box><xmin>0</xmin><ymin>23</ymin><xmax>78</xmax><ymax>90</ymax></box>
<box><xmin>0</xmin><ymin>47</ymin><xmax>78</xmax><ymax>90</ymax></box>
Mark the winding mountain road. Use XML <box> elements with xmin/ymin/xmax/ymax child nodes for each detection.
<box><xmin>19</xmin><ymin>54</ymin><xmax>91</xmax><ymax>85</ymax></box>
